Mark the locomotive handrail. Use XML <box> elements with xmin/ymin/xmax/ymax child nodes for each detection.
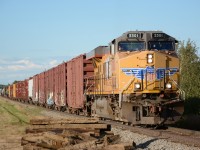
<box><xmin>119</xmin><ymin>76</ymin><xmax>136</xmax><ymax>108</ymax></box>
<box><xmin>84</xmin><ymin>75</ymin><xmax>117</xmax><ymax>95</ymax></box>
<box><xmin>84</xmin><ymin>83</ymin><xmax>94</xmax><ymax>96</ymax></box>
<box><xmin>167</xmin><ymin>71</ymin><xmax>185</xmax><ymax>100</ymax></box>
<box><xmin>84</xmin><ymin>76</ymin><xmax>95</xmax><ymax>95</ymax></box>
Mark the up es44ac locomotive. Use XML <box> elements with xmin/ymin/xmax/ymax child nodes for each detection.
<box><xmin>3</xmin><ymin>31</ymin><xmax>184</xmax><ymax>126</ymax></box>
<box><xmin>85</xmin><ymin>31</ymin><xmax>184</xmax><ymax>125</ymax></box>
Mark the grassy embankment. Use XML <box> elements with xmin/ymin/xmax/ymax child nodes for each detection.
<box><xmin>0</xmin><ymin>96</ymin><xmax>43</xmax><ymax>135</ymax></box>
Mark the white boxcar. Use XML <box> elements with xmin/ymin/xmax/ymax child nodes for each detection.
<box><xmin>28</xmin><ymin>78</ymin><xmax>33</xmax><ymax>101</ymax></box>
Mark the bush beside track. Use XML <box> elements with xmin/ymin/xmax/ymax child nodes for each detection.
<box><xmin>174</xmin><ymin>97</ymin><xmax>200</xmax><ymax>131</ymax></box>
<box><xmin>175</xmin><ymin>115</ymin><xmax>200</xmax><ymax>131</ymax></box>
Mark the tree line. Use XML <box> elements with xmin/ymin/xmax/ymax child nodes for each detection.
<box><xmin>178</xmin><ymin>40</ymin><xmax>200</xmax><ymax>115</ymax></box>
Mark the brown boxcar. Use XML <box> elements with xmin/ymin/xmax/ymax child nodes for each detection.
<box><xmin>38</xmin><ymin>72</ymin><xmax>46</xmax><ymax>105</ymax></box>
<box><xmin>45</xmin><ymin>67</ymin><xmax>55</xmax><ymax>106</ymax></box>
<box><xmin>54</xmin><ymin>62</ymin><xmax>67</xmax><ymax>108</ymax></box>
<box><xmin>33</xmin><ymin>74</ymin><xmax>39</xmax><ymax>103</ymax></box>
<box><xmin>16</xmin><ymin>80</ymin><xmax>28</xmax><ymax>101</ymax></box>
<box><xmin>67</xmin><ymin>54</ymin><xmax>94</xmax><ymax>111</ymax></box>
<box><xmin>8</xmin><ymin>85</ymin><xmax>13</xmax><ymax>98</ymax></box>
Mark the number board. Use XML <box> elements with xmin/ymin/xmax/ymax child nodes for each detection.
<box><xmin>152</xmin><ymin>33</ymin><xmax>165</xmax><ymax>38</ymax></box>
<box><xmin>127</xmin><ymin>33</ymin><xmax>140</xmax><ymax>38</ymax></box>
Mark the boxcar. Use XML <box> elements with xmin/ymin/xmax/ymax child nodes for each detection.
<box><xmin>67</xmin><ymin>54</ymin><xmax>94</xmax><ymax>113</ymax></box>
<box><xmin>16</xmin><ymin>80</ymin><xmax>28</xmax><ymax>102</ymax></box>
<box><xmin>28</xmin><ymin>78</ymin><xmax>33</xmax><ymax>102</ymax></box>
<box><xmin>45</xmin><ymin>67</ymin><xmax>55</xmax><ymax>107</ymax></box>
<box><xmin>13</xmin><ymin>83</ymin><xmax>17</xmax><ymax>99</ymax></box>
<box><xmin>33</xmin><ymin>74</ymin><xmax>39</xmax><ymax>103</ymax></box>
<box><xmin>8</xmin><ymin>85</ymin><xmax>13</xmax><ymax>99</ymax></box>
<box><xmin>54</xmin><ymin>62</ymin><xmax>67</xmax><ymax>110</ymax></box>
<box><xmin>38</xmin><ymin>72</ymin><xmax>46</xmax><ymax>105</ymax></box>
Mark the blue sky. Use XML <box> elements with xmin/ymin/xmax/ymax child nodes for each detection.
<box><xmin>0</xmin><ymin>0</ymin><xmax>200</xmax><ymax>84</ymax></box>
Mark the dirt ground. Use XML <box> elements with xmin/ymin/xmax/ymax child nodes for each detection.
<box><xmin>0</xmin><ymin>97</ymin><xmax>46</xmax><ymax>150</ymax></box>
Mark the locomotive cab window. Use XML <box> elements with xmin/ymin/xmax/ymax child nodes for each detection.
<box><xmin>148</xmin><ymin>41</ymin><xmax>174</xmax><ymax>51</ymax></box>
<box><xmin>118</xmin><ymin>41</ymin><xmax>145</xmax><ymax>51</ymax></box>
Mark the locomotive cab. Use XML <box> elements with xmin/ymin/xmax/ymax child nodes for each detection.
<box><xmin>85</xmin><ymin>31</ymin><xmax>184</xmax><ymax>125</ymax></box>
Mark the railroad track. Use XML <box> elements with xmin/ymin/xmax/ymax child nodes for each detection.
<box><xmin>101</xmin><ymin>119</ymin><xmax>200</xmax><ymax>147</ymax></box>
<box><xmin>2</xmin><ymin>96</ymin><xmax>200</xmax><ymax>148</ymax></box>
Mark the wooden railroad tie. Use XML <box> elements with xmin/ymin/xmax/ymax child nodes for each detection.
<box><xmin>21</xmin><ymin>117</ymin><xmax>135</xmax><ymax>150</ymax></box>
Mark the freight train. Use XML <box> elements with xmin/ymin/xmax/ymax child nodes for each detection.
<box><xmin>1</xmin><ymin>31</ymin><xmax>184</xmax><ymax>126</ymax></box>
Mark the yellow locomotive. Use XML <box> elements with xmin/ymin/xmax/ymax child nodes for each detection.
<box><xmin>85</xmin><ymin>31</ymin><xmax>184</xmax><ymax>125</ymax></box>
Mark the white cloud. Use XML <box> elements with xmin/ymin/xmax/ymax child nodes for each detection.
<box><xmin>15</xmin><ymin>59</ymin><xmax>42</xmax><ymax>69</ymax></box>
<box><xmin>15</xmin><ymin>59</ymin><xmax>32</xmax><ymax>64</ymax></box>
<box><xmin>7</xmin><ymin>65</ymin><xmax>25</xmax><ymax>71</ymax></box>
<box><xmin>49</xmin><ymin>60</ymin><xmax>59</xmax><ymax>67</ymax></box>
<box><xmin>0</xmin><ymin>58</ymin><xmax>62</xmax><ymax>84</ymax></box>
<box><xmin>0</xmin><ymin>60</ymin><xmax>8</xmax><ymax>64</ymax></box>
<box><xmin>0</xmin><ymin>59</ymin><xmax>43</xmax><ymax>71</ymax></box>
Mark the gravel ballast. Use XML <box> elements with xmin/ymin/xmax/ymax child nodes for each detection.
<box><xmin>41</xmin><ymin>110</ymin><xmax>200</xmax><ymax>150</ymax></box>
<box><xmin>112</xmin><ymin>127</ymin><xmax>200</xmax><ymax>150</ymax></box>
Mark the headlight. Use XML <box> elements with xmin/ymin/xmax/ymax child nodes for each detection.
<box><xmin>147</xmin><ymin>58</ymin><xmax>153</xmax><ymax>63</ymax></box>
<box><xmin>147</xmin><ymin>54</ymin><xmax>153</xmax><ymax>64</ymax></box>
<box><xmin>147</xmin><ymin>54</ymin><xmax>153</xmax><ymax>59</ymax></box>
<box><xmin>135</xmin><ymin>83</ymin><xmax>141</xmax><ymax>89</ymax></box>
<box><xmin>166</xmin><ymin>83</ymin><xmax>172</xmax><ymax>89</ymax></box>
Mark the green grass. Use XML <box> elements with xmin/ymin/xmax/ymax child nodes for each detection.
<box><xmin>0</xmin><ymin>97</ymin><xmax>43</xmax><ymax>135</ymax></box>
<box><xmin>0</xmin><ymin>102</ymin><xmax>28</xmax><ymax>124</ymax></box>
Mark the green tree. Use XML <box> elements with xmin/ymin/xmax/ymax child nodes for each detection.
<box><xmin>178</xmin><ymin>40</ymin><xmax>200</xmax><ymax>98</ymax></box>
<box><xmin>13</xmin><ymin>80</ymin><xmax>18</xmax><ymax>84</ymax></box>
<box><xmin>178</xmin><ymin>39</ymin><xmax>200</xmax><ymax>115</ymax></box>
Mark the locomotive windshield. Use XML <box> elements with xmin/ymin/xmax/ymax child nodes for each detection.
<box><xmin>148</xmin><ymin>41</ymin><xmax>174</xmax><ymax>51</ymax></box>
<box><xmin>118</xmin><ymin>41</ymin><xmax>145</xmax><ymax>51</ymax></box>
